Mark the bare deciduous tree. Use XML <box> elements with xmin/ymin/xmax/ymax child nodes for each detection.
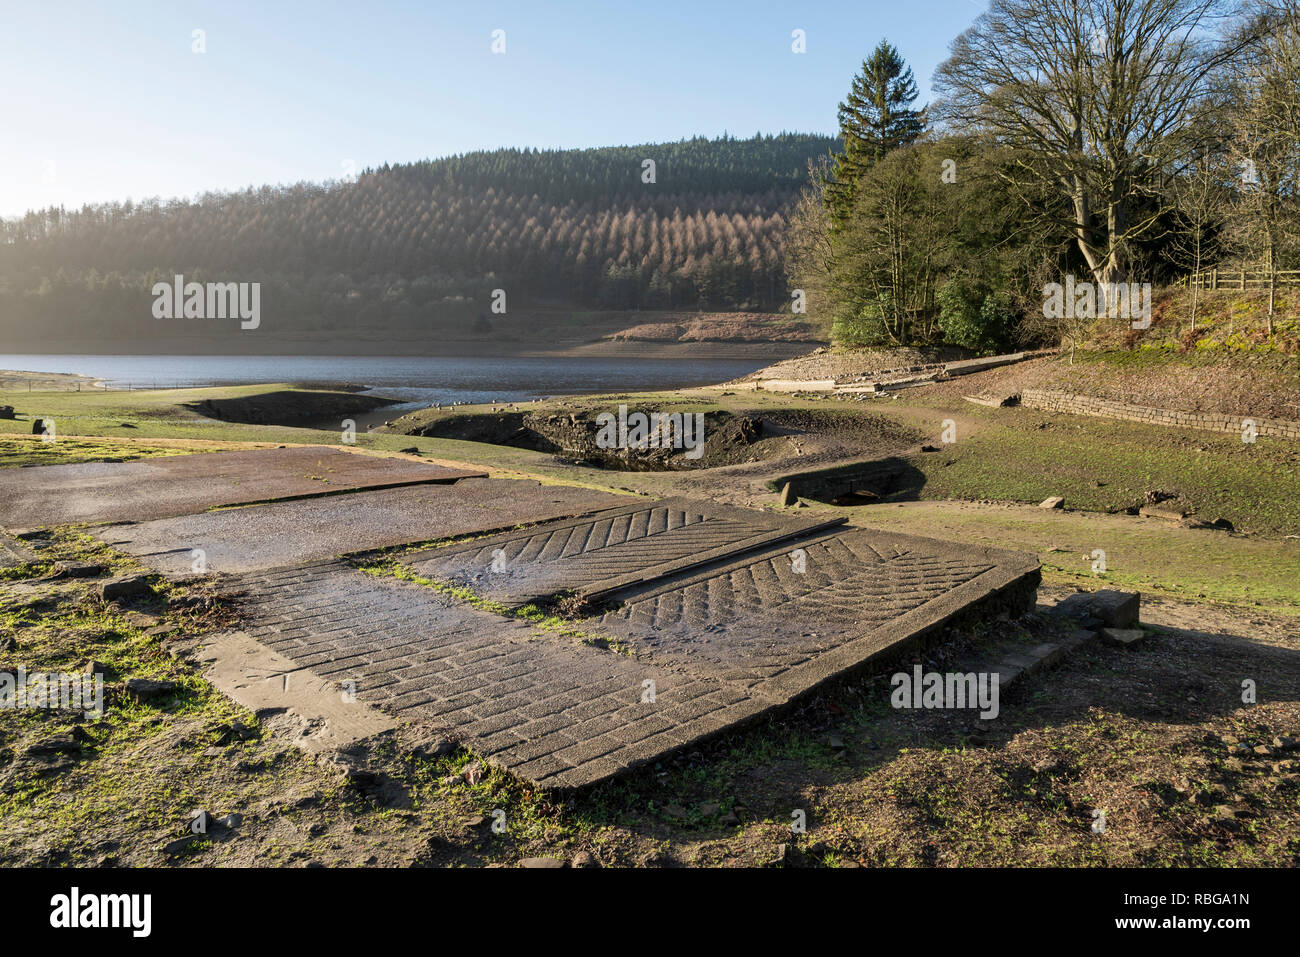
<box><xmin>1226</xmin><ymin>1</ymin><xmax>1300</xmax><ymax>330</ymax></box>
<box><xmin>934</xmin><ymin>0</ymin><xmax>1253</xmax><ymax>291</ymax></box>
<box><xmin>785</xmin><ymin>158</ymin><xmax>836</xmax><ymax>331</ymax></box>
<box><xmin>1165</xmin><ymin>145</ymin><xmax>1230</xmax><ymax>330</ymax></box>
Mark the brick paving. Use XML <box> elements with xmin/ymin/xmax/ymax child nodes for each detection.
<box><xmin>227</xmin><ymin>519</ymin><xmax>1039</xmax><ymax>790</ymax></box>
<box><xmin>229</xmin><ymin>560</ymin><xmax>766</xmax><ymax>789</ymax></box>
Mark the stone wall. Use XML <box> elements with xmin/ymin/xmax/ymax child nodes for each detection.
<box><xmin>1020</xmin><ymin>389</ymin><xmax>1300</xmax><ymax>440</ymax></box>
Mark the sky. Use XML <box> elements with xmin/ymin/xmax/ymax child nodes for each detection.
<box><xmin>0</xmin><ymin>0</ymin><xmax>988</xmax><ymax>218</ymax></box>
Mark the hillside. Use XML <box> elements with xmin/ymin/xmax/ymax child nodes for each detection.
<box><xmin>0</xmin><ymin>133</ymin><xmax>837</xmax><ymax>353</ymax></box>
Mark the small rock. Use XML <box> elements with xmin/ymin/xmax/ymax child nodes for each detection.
<box><xmin>519</xmin><ymin>857</ymin><xmax>565</xmax><ymax>869</ymax></box>
<box><xmin>1038</xmin><ymin>496</ymin><xmax>1065</xmax><ymax>509</ymax></box>
<box><xmin>218</xmin><ymin>813</ymin><xmax>242</xmax><ymax>829</ymax></box>
<box><xmin>1139</xmin><ymin>504</ymin><xmax>1187</xmax><ymax>522</ymax></box>
<box><xmin>778</xmin><ymin>482</ymin><xmax>796</xmax><ymax>508</ymax></box>
<box><xmin>1089</xmin><ymin>589</ymin><xmax>1141</xmax><ymax>628</ymax></box>
<box><xmin>83</xmin><ymin>660</ymin><xmax>108</xmax><ymax>677</ymax></box>
<box><xmin>25</xmin><ymin>731</ymin><xmax>88</xmax><ymax>756</ymax></box>
<box><xmin>49</xmin><ymin>561</ymin><xmax>106</xmax><ymax>580</ymax></box>
<box><xmin>162</xmin><ymin>837</ymin><xmax>195</xmax><ymax>856</ymax></box>
<box><xmin>99</xmin><ymin>575</ymin><xmax>154</xmax><ymax>603</ymax></box>
<box><xmin>125</xmin><ymin>677</ymin><xmax>182</xmax><ymax>702</ymax></box>
<box><xmin>662</xmin><ymin>804</ymin><xmax>689</xmax><ymax>821</ymax></box>
<box><xmin>411</xmin><ymin>737</ymin><xmax>455</xmax><ymax>761</ymax></box>
<box><xmin>461</xmin><ymin>761</ymin><xmax>485</xmax><ymax>785</ymax></box>
<box><xmin>719</xmin><ymin>810</ymin><xmax>740</xmax><ymax>826</ymax></box>
<box><xmin>828</xmin><ymin>734</ymin><xmax>846</xmax><ymax>750</ymax></box>
<box><xmin>698</xmin><ymin>802</ymin><xmax>720</xmax><ymax>817</ymax></box>
<box><xmin>570</xmin><ymin>851</ymin><xmax>596</xmax><ymax>868</ymax></box>
<box><xmin>1101</xmin><ymin>627</ymin><xmax>1145</xmax><ymax>647</ymax></box>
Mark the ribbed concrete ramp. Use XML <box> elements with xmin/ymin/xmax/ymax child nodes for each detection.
<box><xmin>596</xmin><ymin>528</ymin><xmax>1039</xmax><ymax>693</ymax></box>
<box><xmin>408</xmin><ymin>497</ymin><xmax>843</xmax><ymax>607</ymax></box>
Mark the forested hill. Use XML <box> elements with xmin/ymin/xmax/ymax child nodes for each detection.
<box><xmin>0</xmin><ymin>133</ymin><xmax>837</xmax><ymax>350</ymax></box>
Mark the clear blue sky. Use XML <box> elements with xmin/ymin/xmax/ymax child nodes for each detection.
<box><xmin>0</xmin><ymin>0</ymin><xmax>986</xmax><ymax>217</ymax></box>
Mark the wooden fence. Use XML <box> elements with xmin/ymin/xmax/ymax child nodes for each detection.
<box><xmin>1176</xmin><ymin>267</ymin><xmax>1300</xmax><ymax>290</ymax></box>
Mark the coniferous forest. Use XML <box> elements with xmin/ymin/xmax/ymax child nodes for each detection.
<box><xmin>0</xmin><ymin>134</ymin><xmax>836</xmax><ymax>349</ymax></box>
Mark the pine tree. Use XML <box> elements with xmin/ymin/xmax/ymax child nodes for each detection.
<box><xmin>825</xmin><ymin>41</ymin><xmax>926</xmax><ymax>225</ymax></box>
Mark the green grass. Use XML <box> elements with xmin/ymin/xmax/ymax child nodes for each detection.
<box><xmin>901</xmin><ymin>406</ymin><xmax>1300</xmax><ymax>537</ymax></box>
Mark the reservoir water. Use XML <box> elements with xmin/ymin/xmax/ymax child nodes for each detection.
<box><xmin>0</xmin><ymin>354</ymin><xmax>770</xmax><ymax>407</ymax></box>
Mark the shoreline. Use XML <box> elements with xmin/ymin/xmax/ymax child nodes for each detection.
<box><xmin>0</xmin><ymin>340</ymin><xmax>823</xmax><ymax>361</ymax></box>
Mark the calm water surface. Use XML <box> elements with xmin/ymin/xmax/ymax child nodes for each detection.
<box><xmin>0</xmin><ymin>354</ymin><xmax>768</xmax><ymax>408</ymax></box>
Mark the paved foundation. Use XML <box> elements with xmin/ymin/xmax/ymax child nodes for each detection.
<box><xmin>229</xmin><ymin>560</ymin><xmax>764</xmax><ymax>789</ymax></box>
<box><xmin>0</xmin><ymin>446</ymin><xmax>484</xmax><ymax>531</ymax></box>
<box><xmin>225</xmin><ymin>521</ymin><xmax>1039</xmax><ymax>790</ymax></box>
<box><xmin>94</xmin><ymin>479</ymin><xmax>629</xmax><ymax>575</ymax></box>
<box><xmin>408</xmin><ymin>497</ymin><xmax>843</xmax><ymax>607</ymax></box>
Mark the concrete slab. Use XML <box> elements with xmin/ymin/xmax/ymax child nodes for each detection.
<box><xmin>193</xmin><ymin>629</ymin><xmax>398</xmax><ymax>754</ymax></box>
<box><xmin>408</xmin><ymin>497</ymin><xmax>843</xmax><ymax>607</ymax></box>
<box><xmin>0</xmin><ymin>446</ymin><xmax>484</xmax><ymax>531</ymax></box>
<box><xmin>92</xmin><ymin>478</ymin><xmax>628</xmax><ymax>576</ymax></box>
<box><xmin>0</xmin><ymin>532</ymin><xmax>35</xmax><ymax>569</ymax></box>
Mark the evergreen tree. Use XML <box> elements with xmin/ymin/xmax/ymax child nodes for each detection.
<box><xmin>825</xmin><ymin>41</ymin><xmax>926</xmax><ymax>225</ymax></box>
